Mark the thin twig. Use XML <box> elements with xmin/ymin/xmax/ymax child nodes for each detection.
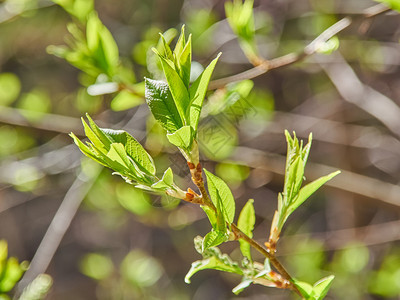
<box><xmin>15</xmin><ymin>165</ymin><xmax>102</xmax><ymax>296</ymax></box>
<box><xmin>318</xmin><ymin>52</ymin><xmax>400</xmax><ymax>139</ymax></box>
<box><xmin>208</xmin><ymin>4</ymin><xmax>390</xmax><ymax>90</ymax></box>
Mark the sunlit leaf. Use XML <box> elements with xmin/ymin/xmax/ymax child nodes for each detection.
<box><xmin>154</xmin><ymin>51</ymin><xmax>190</xmax><ymax>123</ymax></box>
<box><xmin>145</xmin><ymin>78</ymin><xmax>184</xmax><ymax>132</ymax></box>
<box><xmin>237</xmin><ymin>199</ymin><xmax>255</xmax><ymax>260</ymax></box>
<box><xmin>166</xmin><ymin>125</ymin><xmax>194</xmax><ymax>150</ymax></box>
<box><xmin>312</xmin><ymin>275</ymin><xmax>335</xmax><ymax>300</ymax></box>
<box><xmin>289</xmin><ymin>171</ymin><xmax>340</xmax><ymax>213</ymax></box>
<box><xmin>202</xmin><ymin>230</ymin><xmax>228</xmax><ymax>251</ymax></box>
<box><xmin>151</xmin><ymin>167</ymin><xmax>174</xmax><ymax>190</ymax></box>
<box><xmin>204</xmin><ymin>169</ymin><xmax>235</xmax><ymax>225</ymax></box>
<box><xmin>189</xmin><ymin>53</ymin><xmax>221</xmax><ymax>131</ymax></box>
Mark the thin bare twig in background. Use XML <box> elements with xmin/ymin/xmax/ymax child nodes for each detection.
<box><xmin>318</xmin><ymin>52</ymin><xmax>400</xmax><ymax>139</ymax></box>
<box><xmin>15</xmin><ymin>166</ymin><xmax>102</xmax><ymax>296</ymax></box>
<box><xmin>0</xmin><ymin>106</ymin><xmax>84</xmax><ymax>135</ymax></box>
<box><xmin>208</xmin><ymin>4</ymin><xmax>390</xmax><ymax>90</ymax></box>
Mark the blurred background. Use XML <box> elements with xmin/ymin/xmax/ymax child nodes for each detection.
<box><xmin>0</xmin><ymin>0</ymin><xmax>400</xmax><ymax>299</ymax></box>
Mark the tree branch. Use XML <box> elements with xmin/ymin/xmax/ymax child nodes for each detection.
<box><xmin>208</xmin><ymin>3</ymin><xmax>390</xmax><ymax>90</ymax></box>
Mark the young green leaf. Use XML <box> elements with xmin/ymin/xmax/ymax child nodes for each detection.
<box><xmin>202</xmin><ymin>230</ymin><xmax>228</xmax><ymax>251</ymax></box>
<box><xmin>185</xmin><ymin>238</ymin><xmax>243</xmax><ymax>284</ymax></box>
<box><xmin>145</xmin><ymin>78</ymin><xmax>184</xmax><ymax>132</ymax></box>
<box><xmin>289</xmin><ymin>170</ymin><xmax>340</xmax><ymax>214</ymax></box>
<box><xmin>311</xmin><ymin>275</ymin><xmax>335</xmax><ymax>300</ymax></box>
<box><xmin>107</xmin><ymin>143</ymin><xmax>132</xmax><ymax>170</ymax></box>
<box><xmin>153</xmin><ymin>50</ymin><xmax>190</xmax><ymax>123</ymax></box>
<box><xmin>237</xmin><ymin>199</ymin><xmax>255</xmax><ymax>261</ymax></box>
<box><xmin>293</xmin><ymin>279</ymin><xmax>313</xmax><ymax>299</ymax></box>
<box><xmin>166</xmin><ymin>125</ymin><xmax>194</xmax><ymax>150</ymax></box>
<box><xmin>204</xmin><ymin>169</ymin><xmax>236</xmax><ymax>224</ymax></box>
<box><xmin>159</xmin><ymin>34</ymin><xmax>174</xmax><ymax>60</ymax></box>
<box><xmin>189</xmin><ymin>53</ymin><xmax>221</xmax><ymax>131</ymax></box>
<box><xmin>151</xmin><ymin>167</ymin><xmax>174</xmax><ymax>190</ymax></box>
<box><xmin>173</xmin><ymin>25</ymin><xmax>186</xmax><ymax>59</ymax></box>
<box><xmin>225</xmin><ymin>0</ymin><xmax>258</xmax><ymax>61</ymax></box>
<box><xmin>202</xmin><ymin>205</ymin><xmax>218</xmax><ymax>230</ymax></box>
<box><xmin>101</xmin><ymin>128</ymin><xmax>156</xmax><ymax>175</ymax></box>
<box><xmin>86</xmin><ymin>13</ymin><xmax>119</xmax><ymax>76</ymax></box>
<box><xmin>176</xmin><ymin>34</ymin><xmax>192</xmax><ymax>88</ymax></box>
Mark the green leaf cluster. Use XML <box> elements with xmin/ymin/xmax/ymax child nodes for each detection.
<box><xmin>271</xmin><ymin>131</ymin><xmax>340</xmax><ymax>241</ymax></box>
<box><xmin>0</xmin><ymin>240</ymin><xmax>28</xmax><ymax>297</ymax></box>
<box><xmin>186</xmin><ymin>237</ymin><xmax>277</xmax><ymax>295</ymax></box>
<box><xmin>70</xmin><ymin>115</ymin><xmax>183</xmax><ymax>197</ymax></box>
<box><xmin>185</xmin><ymin>236</ymin><xmax>243</xmax><ymax>284</ymax></box>
<box><xmin>225</xmin><ymin>0</ymin><xmax>259</xmax><ymax>62</ymax></box>
<box><xmin>145</xmin><ymin>26</ymin><xmax>220</xmax><ymax>162</ymax></box>
<box><xmin>47</xmin><ymin>13</ymin><xmax>120</xmax><ymax>79</ymax></box>
<box><xmin>294</xmin><ymin>275</ymin><xmax>335</xmax><ymax>300</ymax></box>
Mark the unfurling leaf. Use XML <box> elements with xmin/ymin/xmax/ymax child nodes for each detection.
<box><xmin>185</xmin><ymin>236</ymin><xmax>242</xmax><ymax>284</ymax></box>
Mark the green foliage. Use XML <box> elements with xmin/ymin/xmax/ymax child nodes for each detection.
<box><xmin>66</xmin><ymin>17</ymin><xmax>340</xmax><ymax>298</ymax></box>
<box><xmin>70</xmin><ymin>114</ymin><xmax>156</xmax><ymax>185</ymax></box>
<box><xmin>225</xmin><ymin>0</ymin><xmax>258</xmax><ymax>62</ymax></box>
<box><xmin>144</xmin><ymin>78</ymin><xmax>184</xmax><ymax>133</ymax></box>
<box><xmin>269</xmin><ymin>131</ymin><xmax>340</xmax><ymax>246</ymax></box>
<box><xmin>147</xmin><ymin>27</ymin><xmax>220</xmax><ymax>135</ymax></box>
<box><xmin>0</xmin><ymin>240</ymin><xmax>28</xmax><ymax>296</ymax></box>
<box><xmin>204</xmin><ymin>169</ymin><xmax>235</xmax><ymax>225</ymax></box>
<box><xmin>47</xmin><ymin>13</ymin><xmax>120</xmax><ymax>80</ymax></box>
<box><xmin>294</xmin><ymin>275</ymin><xmax>335</xmax><ymax>300</ymax></box>
<box><xmin>237</xmin><ymin>199</ymin><xmax>255</xmax><ymax>261</ymax></box>
<box><xmin>185</xmin><ymin>236</ymin><xmax>243</xmax><ymax>284</ymax></box>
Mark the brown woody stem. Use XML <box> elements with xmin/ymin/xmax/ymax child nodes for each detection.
<box><xmin>231</xmin><ymin>223</ymin><xmax>303</xmax><ymax>297</ymax></box>
<box><xmin>186</xmin><ymin>161</ymin><xmax>303</xmax><ymax>297</ymax></box>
